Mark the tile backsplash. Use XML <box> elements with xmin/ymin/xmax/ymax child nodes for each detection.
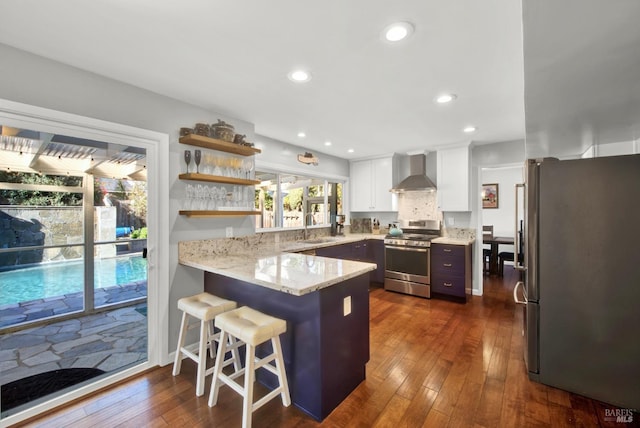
<box><xmin>348</xmin><ymin>191</ymin><xmax>476</xmax><ymax>241</ymax></box>
<box><xmin>350</xmin><ymin>218</ymin><xmax>372</xmax><ymax>233</ymax></box>
<box><xmin>441</xmin><ymin>226</ymin><xmax>476</xmax><ymax>241</ymax></box>
<box><xmin>397</xmin><ymin>191</ymin><xmax>439</xmax><ymax>220</ymax></box>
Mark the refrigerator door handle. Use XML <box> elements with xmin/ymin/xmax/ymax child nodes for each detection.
<box><xmin>513</xmin><ymin>281</ymin><xmax>528</xmax><ymax>305</ymax></box>
<box><xmin>514</xmin><ymin>183</ymin><xmax>526</xmax><ymax>271</ymax></box>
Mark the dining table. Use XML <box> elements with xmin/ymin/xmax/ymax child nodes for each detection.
<box><xmin>483</xmin><ymin>235</ymin><xmax>515</xmax><ymax>275</ymax></box>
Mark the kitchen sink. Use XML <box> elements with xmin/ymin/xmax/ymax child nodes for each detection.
<box><xmin>303</xmin><ymin>238</ymin><xmax>340</xmax><ymax>244</ymax></box>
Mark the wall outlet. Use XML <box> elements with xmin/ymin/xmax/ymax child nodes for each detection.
<box><xmin>447</xmin><ymin>217</ymin><xmax>455</xmax><ymax>226</ymax></box>
<box><xmin>343</xmin><ymin>296</ymin><xmax>352</xmax><ymax>316</ymax></box>
<box><xmin>226</xmin><ymin>226</ymin><xmax>233</xmax><ymax>237</ymax></box>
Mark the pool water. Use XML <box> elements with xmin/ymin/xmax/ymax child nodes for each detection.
<box><xmin>0</xmin><ymin>256</ymin><xmax>147</xmax><ymax>306</ymax></box>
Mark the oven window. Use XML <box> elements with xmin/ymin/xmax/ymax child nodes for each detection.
<box><xmin>385</xmin><ymin>247</ymin><xmax>429</xmax><ymax>277</ymax></box>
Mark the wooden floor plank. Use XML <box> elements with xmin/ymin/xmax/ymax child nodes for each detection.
<box><xmin>473</xmin><ymin>377</ymin><xmax>505</xmax><ymax>428</ymax></box>
<box><xmin>17</xmin><ymin>269</ymin><xmax>630</xmax><ymax>428</ymax></box>
<box><xmin>523</xmin><ymin>381</ymin><xmax>551</xmax><ymax>426</ymax></box>
<box><xmin>396</xmin><ymin>386</ymin><xmax>438</xmax><ymax>428</ymax></box>
<box><xmin>446</xmin><ymin>380</ymin><xmax>483</xmax><ymax>428</ymax></box>
<box><xmin>421</xmin><ymin>358</ymin><xmax>452</xmax><ymax>392</ymax></box>
<box><xmin>395</xmin><ymin>349</ymin><xmax>437</xmax><ymax>400</ymax></box>
<box><xmin>421</xmin><ymin>409</ymin><xmax>450</xmax><ymax>428</ymax></box>
<box><xmin>429</xmin><ymin>356</ymin><xmax>471</xmax><ymax>416</ymax></box>
<box><xmin>370</xmin><ymin>394</ymin><xmax>412</xmax><ymax>428</ymax></box>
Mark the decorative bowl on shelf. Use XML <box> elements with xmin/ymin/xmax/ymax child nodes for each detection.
<box><xmin>211</xmin><ymin>119</ymin><xmax>235</xmax><ymax>142</ymax></box>
<box><xmin>194</xmin><ymin>123</ymin><xmax>210</xmax><ymax>136</ymax></box>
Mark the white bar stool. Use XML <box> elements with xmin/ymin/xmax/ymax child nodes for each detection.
<box><xmin>172</xmin><ymin>292</ymin><xmax>241</xmax><ymax>396</ymax></box>
<box><xmin>208</xmin><ymin>306</ymin><xmax>291</xmax><ymax>428</ymax></box>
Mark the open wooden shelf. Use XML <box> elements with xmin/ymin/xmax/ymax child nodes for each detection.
<box><xmin>179</xmin><ymin>134</ymin><xmax>261</xmax><ymax>156</ymax></box>
<box><xmin>179</xmin><ymin>210</ymin><xmax>261</xmax><ymax>218</ymax></box>
<box><xmin>179</xmin><ymin>173</ymin><xmax>260</xmax><ymax>185</ymax></box>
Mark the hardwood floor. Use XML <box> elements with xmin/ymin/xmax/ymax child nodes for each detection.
<box><xmin>16</xmin><ymin>269</ymin><xmax>638</xmax><ymax>427</ymax></box>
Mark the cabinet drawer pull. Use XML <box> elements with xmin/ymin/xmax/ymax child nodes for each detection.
<box><xmin>443</xmin><ymin>248</ymin><xmax>452</xmax><ymax>252</ymax></box>
<box><xmin>443</xmin><ymin>263</ymin><xmax>452</xmax><ymax>267</ymax></box>
<box><xmin>444</xmin><ymin>282</ymin><xmax>453</xmax><ymax>287</ymax></box>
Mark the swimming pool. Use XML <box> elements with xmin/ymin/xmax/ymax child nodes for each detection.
<box><xmin>0</xmin><ymin>256</ymin><xmax>147</xmax><ymax>306</ymax></box>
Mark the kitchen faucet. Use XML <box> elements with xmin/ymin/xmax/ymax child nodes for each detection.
<box><xmin>303</xmin><ymin>212</ymin><xmax>315</xmax><ymax>240</ymax></box>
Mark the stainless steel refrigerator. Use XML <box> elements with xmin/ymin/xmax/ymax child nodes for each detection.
<box><xmin>514</xmin><ymin>155</ymin><xmax>640</xmax><ymax>410</ymax></box>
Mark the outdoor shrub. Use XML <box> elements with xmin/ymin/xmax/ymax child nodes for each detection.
<box><xmin>130</xmin><ymin>227</ymin><xmax>147</xmax><ymax>239</ymax></box>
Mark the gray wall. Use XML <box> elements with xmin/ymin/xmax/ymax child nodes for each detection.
<box><xmin>254</xmin><ymin>134</ymin><xmax>349</xmax><ymax>178</ymax></box>
<box><xmin>0</xmin><ymin>43</ymin><xmax>347</xmax><ymax>358</ymax></box>
<box><xmin>473</xmin><ymin>139</ymin><xmax>526</xmax><ymax>167</ymax></box>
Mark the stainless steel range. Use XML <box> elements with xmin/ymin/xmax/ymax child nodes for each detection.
<box><xmin>384</xmin><ymin>219</ymin><xmax>440</xmax><ymax>298</ymax></box>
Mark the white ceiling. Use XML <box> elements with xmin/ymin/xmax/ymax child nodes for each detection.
<box><xmin>2</xmin><ymin>1</ymin><xmax>637</xmax><ymax>161</ymax></box>
<box><xmin>523</xmin><ymin>0</ymin><xmax>640</xmax><ymax>158</ymax></box>
<box><xmin>0</xmin><ymin>0</ymin><xmax>525</xmax><ymax>159</ymax></box>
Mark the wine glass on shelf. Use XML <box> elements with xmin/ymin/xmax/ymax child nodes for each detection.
<box><xmin>213</xmin><ymin>155</ymin><xmax>223</xmax><ymax>176</ymax></box>
<box><xmin>223</xmin><ymin>157</ymin><xmax>233</xmax><ymax>178</ymax></box>
<box><xmin>194</xmin><ymin>150</ymin><xmax>202</xmax><ymax>174</ymax></box>
<box><xmin>247</xmin><ymin>158</ymin><xmax>254</xmax><ymax>180</ymax></box>
<box><xmin>184</xmin><ymin>150</ymin><xmax>191</xmax><ymax>174</ymax></box>
<box><xmin>243</xmin><ymin>159</ymin><xmax>253</xmax><ymax>179</ymax></box>
<box><xmin>232</xmin><ymin>157</ymin><xmax>241</xmax><ymax>178</ymax></box>
<box><xmin>203</xmin><ymin>153</ymin><xmax>213</xmax><ymax>175</ymax></box>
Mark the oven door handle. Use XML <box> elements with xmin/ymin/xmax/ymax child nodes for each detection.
<box><xmin>385</xmin><ymin>246</ymin><xmax>429</xmax><ymax>253</ymax></box>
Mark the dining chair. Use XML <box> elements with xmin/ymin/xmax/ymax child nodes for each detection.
<box><xmin>498</xmin><ymin>220</ymin><xmax>524</xmax><ymax>276</ymax></box>
<box><xmin>482</xmin><ymin>226</ymin><xmax>493</xmax><ymax>274</ymax></box>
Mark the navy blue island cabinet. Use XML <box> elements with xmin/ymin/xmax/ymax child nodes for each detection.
<box><xmin>204</xmin><ymin>271</ymin><xmax>370</xmax><ymax>421</ymax></box>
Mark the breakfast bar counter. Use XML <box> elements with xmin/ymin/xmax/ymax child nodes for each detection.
<box><xmin>180</xmin><ymin>251</ymin><xmax>376</xmax><ymax>296</ymax></box>
<box><xmin>178</xmin><ymin>237</ymin><xmax>376</xmax><ymax>421</ymax></box>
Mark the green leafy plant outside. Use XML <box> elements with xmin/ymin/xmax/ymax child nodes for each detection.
<box><xmin>130</xmin><ymin>227</ymin><xmax>147</xmax><ymax>239</ymax></box>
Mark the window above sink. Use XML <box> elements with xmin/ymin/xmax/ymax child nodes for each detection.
<box><xmin>253</xmin><ymin>170</ymin><xmax>344</xmax><ymax>232</ymax></box>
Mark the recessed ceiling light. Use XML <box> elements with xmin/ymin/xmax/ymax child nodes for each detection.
<box><xmin>435</xmin><ymin>93</ymin><xmax>457</xmax><ymax>104</ymax></box>
<box><xmin>297</xmin><ymin>132</ymin><xmax>306</xmax><ymax>138</ymax></box>
<box><xmin>382</xmin><ymin>22</ymin><xmax>414</xmax><ymax>42</ymax></box>
<box><xmin>288</xmin><ymin>69</ymin><xmax>311</xmax><ymax>83</ymax></box>
<box><xmin>347</xmin><ymin>149</ymin><xmax>354</xmax><ymax>153</ymax></box>
<box><xmin>463</xmin><ymin>126</ymin><xmax>477</xmax><ymax>133</ymax></box>
<box><xmin>324</xmin><ymin>141</ymin><xmax>332</xmax><ymax>146</ymax></box>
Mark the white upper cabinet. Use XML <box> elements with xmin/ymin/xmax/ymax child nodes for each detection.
<box><xmin>350</xmin><ymin>156</ymin><xmax>397</xmax><ymax>212</ymax></box>
<box><xmin>437</xmin><ymin>145</ymin><xmax>471</xmax><ymax>212</ymax></box>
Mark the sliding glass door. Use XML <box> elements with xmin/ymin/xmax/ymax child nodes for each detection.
<box><xmin>0</xmin><ymin>126</ymin><xmax>149</xmax><ymax>418</ymax></box>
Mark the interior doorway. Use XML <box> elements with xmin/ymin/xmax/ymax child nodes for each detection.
<box><xmin>479</xmin><ymin>165</ymin><xmax>524</xmax><ymax>279</ymax></box>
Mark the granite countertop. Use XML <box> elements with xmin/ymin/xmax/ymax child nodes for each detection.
<box><xmin>181</xmin><ymin>252</ymin><xmax>376</xmax><ymax>296</ymax></box>
<box><xmin>431</xmin><ymin>236</ymin><xmax>476</xmax><ymax>245</ymax></box>
<box><xmin>179</xmin><ymin>233</ymin><xmax>382</xmax><ymax>296</ymax></box>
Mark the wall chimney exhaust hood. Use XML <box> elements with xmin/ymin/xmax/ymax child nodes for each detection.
<box><xmin>390</xmin><ymin>154</ymin><xmax>436</xmax><ymax>193</ymax></box>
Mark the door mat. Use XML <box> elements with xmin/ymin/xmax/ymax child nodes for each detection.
<box><xmin>1</xmin><ymin>367</ymin><xmax>106</xmax><ymax>412</ymax></box>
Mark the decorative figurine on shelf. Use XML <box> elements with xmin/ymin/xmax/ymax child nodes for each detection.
<box><xmin>297</xmin><ymin>152</ymin><xmax>319</xmax><ymax>166</ymax></box>
<box><xmin>233</xmin><ymin>134</ymin><xmax>246</xmax><ymax>145</ymax></box>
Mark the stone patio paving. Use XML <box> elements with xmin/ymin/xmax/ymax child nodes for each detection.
<box><xmin>0</xmin><ymin>281</ymin><xmax>147</xmax><ymax>328</ymax></box>
<box><xmin>0</xmin><ymin>303</ymin><xmax>147</xmax><ymax>387</ymax></box>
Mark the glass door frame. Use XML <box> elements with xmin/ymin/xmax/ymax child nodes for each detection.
<box><xmin>0</xmin><ymin>98</ymin><xmax>169</xmax><ymax>426</ymax></box>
